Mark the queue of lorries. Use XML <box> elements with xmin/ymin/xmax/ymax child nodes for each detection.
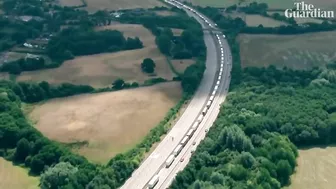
<box><xmin>147</xmin><ymin>1</ymin><xmax>228</xmax><ymax>188</ymax></box>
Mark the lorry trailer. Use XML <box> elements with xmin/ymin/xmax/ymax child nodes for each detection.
<box><xmin>165</xmin><ymin>154</ymin><xmax>175</xmax><ymax>168</ymax></box>
<box><xmin>148</xmin><ymin>175</ymin><xmax>159</xmax><ymax>189</ymax></box>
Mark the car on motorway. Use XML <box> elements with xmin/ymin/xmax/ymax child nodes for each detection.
<box><xmin>180</xmin><ymin>158</ymin><xmax>184</xmax><ymax>162</ymax></box>
<box><xmin>192</xmin><ymin>141</ymin><xmax>196</xmax><ymax>145</ymax></box>
<box><xmin>191</xmin><ymin>149</ymin><xmax>195</xmax><ymax>154</ymax></box>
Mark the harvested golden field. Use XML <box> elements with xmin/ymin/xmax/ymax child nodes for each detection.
<box><xmin>58</xmin><ymin>0</ymin><xmax>84</xmax><ymax>7</ymax></box>
<box><xmin>0</xmin><ymin>158</ymin><xmax>39</xmax><ymax>189</ymax></box>
<box><xmin>245</xmin><ymin>14</ymin><xmax>287</xmax><ymax>27</ymax></box>
<box><xmin>14</xmin><ymin>24</ymin><xmax>176</xmax><ymax>88</ymax></box>
<box><xmin>84</xmin><ymin>0</ymin><xmax>167</xmax><ymax>13</ymax></box>
<box><xmin>171</xmin><ymin>59</ymin><xmax>195</xmax><ymax>74</ymax></box>
<box><xmin>238</xmin><ymin>32</ymin><xmax>336</xmax><ymax>70</ymax></box>
<box><xmin>288</xmin><ymin>147</ymin><xmax>336</xmax><ymax>189</ymax></box>
<box><xmin>29</xmin><ymin>82</ymin><xmax>183</xmax><ymax>164</ymax></box>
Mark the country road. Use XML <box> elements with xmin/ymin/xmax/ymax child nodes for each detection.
<box><xmin>119</xmin><ymin>1</ymin><xmax>232</xmax><ymax>189</ymax></box>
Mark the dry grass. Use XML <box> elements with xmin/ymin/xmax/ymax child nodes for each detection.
<box><xmin>58</xmin><ymin>0</ymin><xmax>84</xmax><ymax>7</ymax></box>
<box><xmin>0</xmin><ymin>158</ymin><xmax>39</xmax><ymax>189</ymax></box>
<box><xmin>14</xmin><ymin>24</ymin><xmax>176</xmax><ymax>88</ymax></box>
<box><xmin>238</xmin><ymin>31</ymin><xmax>336</xmax><ymax>70</ymax></box>
<box><xmin>245</xmin><ymin>14</ymin><xmax>287</xmax><ymax>27</ymax></box>
<box><xmin>29</xmin><ymin>82</ymin><xmax>183</xmax><ymax>164</ymax></box>
<box><xmin>171</xmin><ymin>59</ymin><xmax>195</xmax><ymax>73</ymax></box>
<box><xmin>84</xmin><ymin>0</ymin><xmax>167</xmax><ymax>13</ymax></box>
<box><xmin>288</xmin><ymin>147</ymin><xmax>336</xmax><ymax>189</ymax></box>
<box><xmin>154</xmin><ymin>10</ymin><xmax>177</xmax><ymax>16</ymax></box>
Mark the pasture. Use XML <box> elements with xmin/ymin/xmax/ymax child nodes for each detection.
<box><xmin>238</xmin><ymin>31</ymin><xmax>336</xmax><ymax>70</ymax></box>
<box><xmin>83</xmin><ymin>0</ymin><xmax>167</xmax><ymax>13</ymax></box>
<box><xmin>288</xmin><ymin>147</ymin><xmax>336</xmax><ymax>189</ymax></box>
<box><xmin>245</xmin><ymin>14</ymin><xmax>287</xmax><ymax>27</ymax></box>
<box><xmin>29</xmin><ymin>82</ymin><xmax>183</xmax><ymax>164</ymax></box>
<box><xmin>13</xmin><ymin>24</ymin><xmax>176</xmax><ymax>88</ymax></box>
<box><xmin>0</xmin><ymin>158</ymin><xmax>39</xmax><ymax>189</ymax></box>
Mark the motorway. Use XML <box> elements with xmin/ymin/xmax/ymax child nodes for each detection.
<box><xmin>157</xmin><ymin>34</ymin><xmax>232</xmax><ymax>189</ymax></box>
<box><xmin>119</xmin><ymin>1</ymin><xmax>232</xmax><ymax>189</ymax></box>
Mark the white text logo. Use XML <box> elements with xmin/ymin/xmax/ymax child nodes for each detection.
<box><xmin>285</xmin><ymin>2</ymin><xmax>334</xmax><ymax>19</ymax></box>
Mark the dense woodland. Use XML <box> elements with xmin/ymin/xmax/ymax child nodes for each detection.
<box><xmin>46</xmin><ymin>28</ymin><xmax>143</xmax><ymax>61</ymax></box>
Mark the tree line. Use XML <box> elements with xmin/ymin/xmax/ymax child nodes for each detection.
<box><xmin>170</xmin><ymin>64</ymin><xmax>336</xmax><ymax>189</ymax></box>
<box><xmin>0</xmin><ymin>57</ymin><xmax>48</xmax><ymax>74</ymax></box>
<box><xmin>47</xmin><ymin>27</ymin><xmax>143</xmax><ymax>62</ymax></box>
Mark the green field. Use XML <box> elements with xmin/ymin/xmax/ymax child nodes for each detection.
<box><xmin>239</xmin><ymin>31</ymin><xmax>336</xmax><ymax>70</ymax></box>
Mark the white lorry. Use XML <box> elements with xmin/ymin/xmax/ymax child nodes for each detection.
<box><xmin>148</xmin><ymin>175</ymin><xmax>159</xmax><ymax>189</ymax></box>
<box><xmin>173</xmin><ymin>144</ymin><xmax>183</xmax><ymax>156</ymax></box>
<box><xmin>165</xmin><ymin>154</ymin><xmax>175</xmax><ymax>168</ymax></box>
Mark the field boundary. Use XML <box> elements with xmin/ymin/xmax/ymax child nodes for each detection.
<box><xmin>166</xmin><ymin>57</ymin><xmax>182</xmax><ymax>76</ymax></box>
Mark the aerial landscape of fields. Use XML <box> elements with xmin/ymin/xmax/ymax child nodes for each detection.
<box><xmin>1</xmin><ymin>0</ymin><xmax>336</xmax><ymax>188</ymax></box>
<box><xmin>7</xmin><ymin>24</ymin><xmax>178</xmax><ymax>87</ymax></box>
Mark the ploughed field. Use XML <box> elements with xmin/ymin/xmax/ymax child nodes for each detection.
<box><xmin>238</xmin><ymin>31</ymin><xmax>336</xmax><ymax>70</ymax></box>
<box><xmin>28</xmin><ymin>82</ymin><xmax>183</xmax><ymax>164</ymax></box>
<box><xmin>11</xmin><ymin>24</ymin><xmax>176</xmax><ymax>88</ymax></box>
<box><xmin>0</xmin><ymin>158</ymin><xmax>39</xmax><ymax>189</ymax></box>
